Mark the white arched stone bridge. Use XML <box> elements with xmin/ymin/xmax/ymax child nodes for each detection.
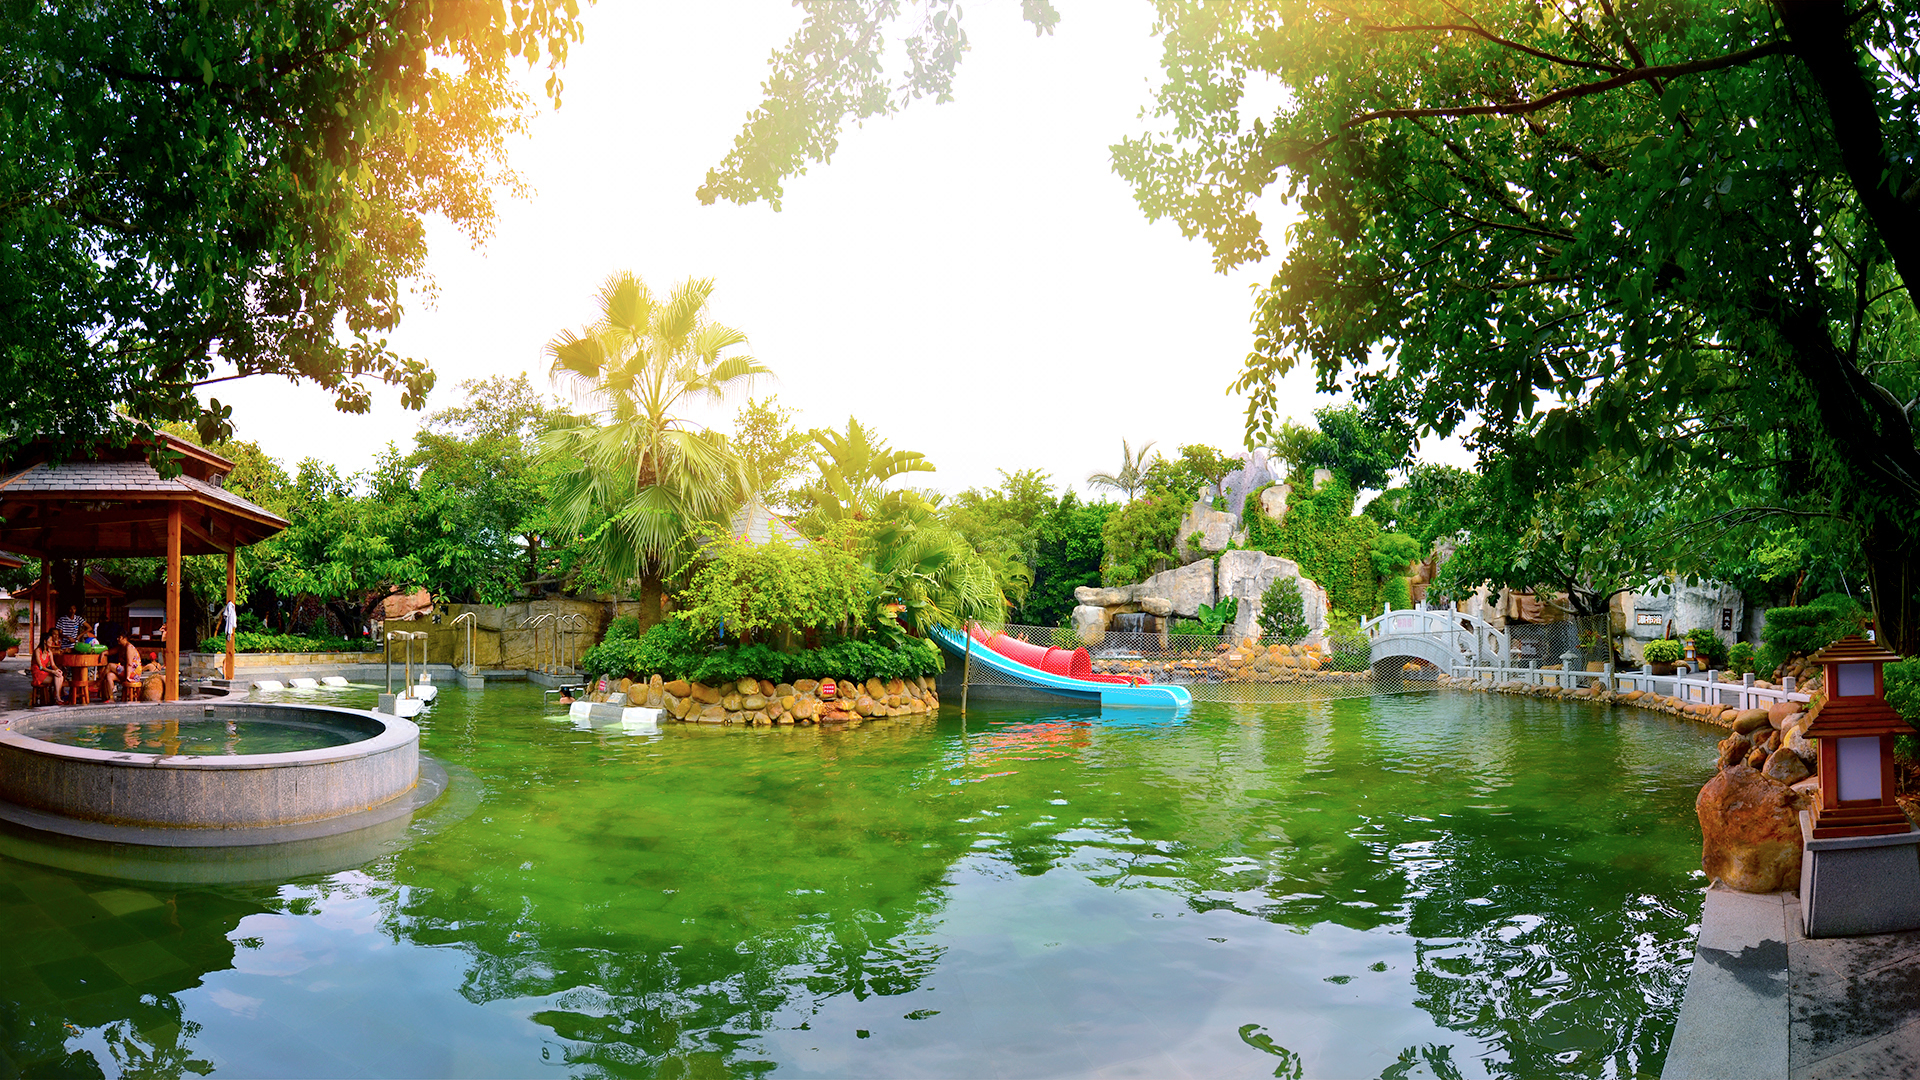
<box><xmin>1359</xmin><ymin>606</ymin><xmax>1511</xmax><ymax>675</ymax></box>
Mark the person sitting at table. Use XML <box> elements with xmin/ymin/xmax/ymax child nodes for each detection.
<box><xmin>55</xmin><ymin>605</ymin><xmax>91</xmax><ymax>648</ymax></box>
<box><xmin>106</xmin><ymin>632</ymin><xmax>161</xmax><ymax>703</ymax></box>
<box><xmin>32</xmin><ymin>630</ymin><xmax>66</xmax><ymax>705</ymax></box>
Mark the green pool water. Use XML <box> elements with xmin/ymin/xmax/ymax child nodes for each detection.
<box><xmin>0</xmin><ymin>684</ymin><xmax>1710</xmax><ymax>1078</ymax></box>
<box><xmin>23</xmin><ymin>717</ymin><xmax>360</xmax><ymax>756</ymax></box>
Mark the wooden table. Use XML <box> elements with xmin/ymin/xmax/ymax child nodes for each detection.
<box><xmin>56</xmin><ymin>652</ymin><xmax>106</xmax><ymax>705</ymax></box>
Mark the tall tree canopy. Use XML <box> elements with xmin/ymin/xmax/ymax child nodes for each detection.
<box><xmin>704</xmin><ymin>0</ymin><xmax>1920</xmax><ymax>651</ymax></box>
<box><xmin>2</xmin><ymin>1</ymin><xmax>583</xmax><ymax>449</ymax></box>
<box><xmin>541</xmin><ymin>272</ymin><xmax>765</xmax><ymax>609</ymax></box>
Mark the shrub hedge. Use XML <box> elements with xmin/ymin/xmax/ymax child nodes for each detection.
<box><xmin>580</xmin><ymin>617</ymin><xmax>943</xmax><ymax>684</ymax></box>
<box><xmin>196</xmin><ymin>632</ymin><xmax>377</xmax><ymax>654</ymax></box>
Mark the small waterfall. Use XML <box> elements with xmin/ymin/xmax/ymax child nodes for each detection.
<box><xmin>1110</xmin><ymin>612</ymin><xmax>1155</xmax><ymax>634</ymax></box>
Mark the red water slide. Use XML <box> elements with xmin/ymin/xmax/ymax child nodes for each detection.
<box><xmin>967</xmin><ymin>625</ymin><xmax>1141</xmax><ymax>685</ymax></box>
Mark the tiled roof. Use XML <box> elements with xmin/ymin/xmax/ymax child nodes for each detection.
<box><xmin>0</xmin><ymin>459</ymin><xmax>286</xmax><ymax>526</ymax></box>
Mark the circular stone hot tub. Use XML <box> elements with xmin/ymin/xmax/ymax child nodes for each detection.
<box><xmin>0</xmin><ymin>701</ymin><xmax>422</xmax><ymax>839</ymax></box>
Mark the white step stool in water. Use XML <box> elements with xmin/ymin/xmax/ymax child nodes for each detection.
<box><xmin>410</xmin><ymin>679</ymin><xmax>438</xmax><ymax>703</ymax></box>
<box><xmin>320</xmin><ymin>676</ymin><xmax>349</xmax><ymax>687</ymax></box>
<box><xmin>252</xmin><ymin>680</ymin><xmax>285</xmax><ymax>691</ymax></box>
<box><xmin>568</xmin><ymin>700</ymin><xmax>661</xmax><ymax>734</ymax></box>
<box><xmin>287</xmin><ymin>678</ymin><xmax>319</xmax><ymax>689</ymax></box>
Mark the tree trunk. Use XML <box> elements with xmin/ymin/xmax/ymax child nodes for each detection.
<box><xmin>1865</xmin><ymin>533</ymin><xmax>1920</xmax><ymax>656</ymax></box>
<box><xmin>636</xmin><ymin>574</ymin><xmax>667</xmax><ymax>635</ymax></box>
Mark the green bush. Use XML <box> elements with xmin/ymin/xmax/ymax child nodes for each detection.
<box><xmin>581</xmin><ymin>618</ymin><xmax>943</xmax><ymax>684</ymax></box>
<box><xmin>1728</xmin><ymin>641</ymin><xmax>1757</xmax><ymax>675</ymax></box>
<box><xmin>1325</xmin><ymin>612</ymin><xmax>1370</xmax><ymax>671</ymax></box>
<box><xmin>1642</xmin><ymin>639</ymin><xmax>1682</xmax><ymax>665</ymax></box>
<box><xmin>1101</xmin><ymin>489</ymin><xmax>1188</xmax><ymax>586</ymax></box>
<box><xmin>1257</xmin><ymin>576</ymin><xmax>1308</xmax><ymax>640</ymax></box>
<box><xmin>1167</xmin><ymin>618</ymin><xmax>1218</xmax><ymax>651</ymax></box>
<box><xmin>1884</xmin><ymin>658</ymin><xmax>1920</xmax><ymax>734</ymax></box>
<box><xmin>1684</xmin><ymin>628</ymin><xmax>1730</xmax><ymax>670</ymax></box>
<box><xmin>196</xmin><ymin>631</ymin><xmax>375</xmax><ymax>654</ymax></box>
<box><xmin>1758</xmin><ymin>592</ymin><xmax>1865</xmax><ymax>675</ymax></box>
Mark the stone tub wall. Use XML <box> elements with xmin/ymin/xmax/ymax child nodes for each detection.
<box><xmin>0</xmin><ymin>701</ymin><xmax>419</xmax><ymax>829</ymax></box>
<box><xmin>590</xmin><ymin>674</ymin><xmax>940</xmax><ymax>726</ymax></box>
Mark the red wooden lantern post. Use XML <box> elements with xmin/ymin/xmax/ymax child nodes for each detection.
<box><xmin>1803</xmin><ymin>636</ymin><xmax>1910</xmax><ymax>839</ymax></box>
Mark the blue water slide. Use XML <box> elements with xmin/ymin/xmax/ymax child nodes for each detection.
<box><xmin>930</xmin><ymin>627</ymin><xmax>1193</xmax><ymax>710</ymax></box>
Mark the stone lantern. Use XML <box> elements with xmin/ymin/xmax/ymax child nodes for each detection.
<box><xmin>1798</xmin><ymin>634</ymin><xmax>1920</xmax><ymax>936</ymax></box>
<box><xmin>1803</xmin><ymin>636</ymin><xmax>1908</xmax><ymax>838</ymax></box>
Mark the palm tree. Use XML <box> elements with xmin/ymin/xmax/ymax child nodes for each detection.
<box><xmin>540</xmin><ymin>272</ymin><xmax>768</xmax><ymax>612</ymax></box>
<box><xmin>794</xmin><ymin>417</ymin><xmax>936</xmax><ymax>523</ymax></box>
<box><xmin>1088</xmin><ymin>438</ymin><xmax>1158</xmax><ymax>501</ymax></box>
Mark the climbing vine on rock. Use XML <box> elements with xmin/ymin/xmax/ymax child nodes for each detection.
<box><xmin>1242</xmin><ymin>482</ymin><xmax>1380</xmax><ymax>617</ymax></box>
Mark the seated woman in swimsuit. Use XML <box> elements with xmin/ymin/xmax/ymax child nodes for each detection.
<box><xmin>32</xmin><ymin>630</ymin><xmax>66</xmax><ymax>704</ymax></box>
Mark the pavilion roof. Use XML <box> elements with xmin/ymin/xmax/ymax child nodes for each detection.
<box><xmin>0</xmin><ymin>431</ymin><xmax>289</xmax><ymax>558</ymax></box>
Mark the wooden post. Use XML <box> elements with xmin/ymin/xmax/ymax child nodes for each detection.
<box><xmin>961</xmin><ymin>627</ymin><xmax>971</xmax><ymax>716</ymax></box>
<box><xmin>34</xmin><ymin>557</ymin><xmax>47</xmax><ymax>654</ymax></box>
<box><xmin>166</xmin><ymin>504</ymin><xmax>181</xmax><ymax>701</ymax></box>
<box><xmin>224</xmin><ymin>547</ymin><xmax>237</xmax><ymax>681</ymax></box>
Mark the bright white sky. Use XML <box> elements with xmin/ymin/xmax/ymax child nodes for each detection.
<box><xmin>205</xmin><ymin>1</ymin><xmax>1441</xmax><ymax>499</ymax></box>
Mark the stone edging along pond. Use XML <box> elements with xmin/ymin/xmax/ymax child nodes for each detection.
<box><xmin>588</xmin><ymin>674</ymin><xmax>940</xmax><ymax>726</ymax></box>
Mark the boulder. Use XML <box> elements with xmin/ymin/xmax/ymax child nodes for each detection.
<box><xmin>1717</xmin><ymin>733</ymin><xmax>1752</xmax><ymax>769</ymax></box>
<box><xmin>1763</xmin><ymin>747</ymin><xmax>1812</xmax><ymax>785</ymax></box>
<box><xmin>1073</xmin><ymin>586</ymin><xmax>1132</xmax><ymax>608</ymax></box>
<box><xmin>697</xmin><ymin>704</ymin><xmax>727</xmax><ymax>723</ymax></box>
<box><xmin>1216</xmin><ymin>550</ymin><xmax>1330</xmax><ymax>642</ymax></box>
<box><xmin>722</xmin><ymin>693</ymin><xmax>743</xmax><ymax>712</ymax></box>
<box><xmin>690</xmin><ymin>682</ymin><xmax>721</xmax><ymax>705</ymax></box>
<box><xmin>1785</xmin><ymin>725</ymin><xmax>1817</xmax><ymax>764</ymax></box>
<box><xmin>1071</xmin><ymin>605</ymin><xmax>1109</xmax><ymax>645</ymax></box>
<box><xmin>794</xmin><ymin>679</ymin><xmax>818</xmax><ymax>695</ymax></box>
<box><xmin>865</xmin><ymin>677</ymin><xmax>887</xmax><ymax>700</ymax></box>
<box><xmin>741</xmin><ymin>694</ymin><xmax>767</xmax><ymax>711</ymax></box>
<box><xmin>663</xmin><ymin>679</ymin><xmax>690</xmax><ymax>698</ymax></box>
<box><xmin>1697</xmin><ymin>765</ymin><xmax>1804</xmax><ymax>893</ymax></box>
<box><xmin>1767</xmin><ymin>700</ymin><xmax>1800</xmax><ymax>725</ymax></box>
<box><xmin>1177</xmin><ymin>502</ymin><xmax>1241</xmax><ymax>554</ymax></box>
<box><xmin>737</xmin><ymin>678</ymin><xmax>760</xmax><ymax>696</ymax></box>
<box><xmin>1732</xmin><ymin>709</ymin><xmax>1770</xmax><ymax>734</ymax></box>
<box><xmin>1139</xmin><ymin>560</ymin><xmax>1215</xmax><ymax>618</ymax></box>
<box><xmin>1259</xmin><ymin>484</ymin><xmax>1291</xmax><ymax>521</ymax></box>
<box><xmin>1140</xmin><ymin>596</ymin><xmax>1173</xmax><ymax>617</ymax></box>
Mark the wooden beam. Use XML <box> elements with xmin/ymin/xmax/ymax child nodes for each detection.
<box><xmin>166</xmin><ymin>503</ymin><xmax>180</xmax><ymax>702</ymax></box>
<box><xmin>225</xmin><ymin>547</ymin><xmax>237</xmax><ymax>682</ymax></box>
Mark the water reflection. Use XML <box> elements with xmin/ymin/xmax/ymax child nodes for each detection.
<box><xmin>2</xmin><ymin>687</ymin><xmax>1708</xmax><ymax>1078</ymax></box>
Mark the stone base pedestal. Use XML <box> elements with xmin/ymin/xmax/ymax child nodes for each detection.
<box><xmin>1798</xmin><ymin>811</ymin><xmax>1920</xmax><ymax>937</ymax></box>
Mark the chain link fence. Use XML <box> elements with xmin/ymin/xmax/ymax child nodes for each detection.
<box><xmin>958</xmin><ymin>612</ymin><xmax>1619</xmax><ymax>705</ymax></box>
<box><xmin>960</xmin><ymin>622</ymin><xmax>1430</xmax><ymax>704</ymax></box>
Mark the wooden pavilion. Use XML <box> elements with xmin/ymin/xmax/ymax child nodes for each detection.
<box><xmin>0</xmin><ymin>432</ymin><xmax>289</xmax><ymax>700</ymax></box>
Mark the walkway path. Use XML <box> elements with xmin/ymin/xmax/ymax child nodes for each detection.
<box><xmin>1665</xmin><ymin>884</ymin><xmax>1920</xmax><ymax>1078</ymax></box>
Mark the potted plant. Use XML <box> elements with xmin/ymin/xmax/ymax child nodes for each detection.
<box><xmin>1643</xmin><ymin>638</ymin><xmax>1682</xmax><ymax>676</ymax></box>
<box><xmin>0</xmin><ymin>626</ymin><xmax>18</xmax><ymax>659</ymax></box>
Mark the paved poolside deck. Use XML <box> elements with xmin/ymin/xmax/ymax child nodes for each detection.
<box><xmin>1665</xmin><ymin>884</ymin><xmax>1920</xmax><ymax>1078</ymax></box>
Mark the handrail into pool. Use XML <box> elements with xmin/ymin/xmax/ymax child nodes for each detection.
<box><xmin>929</xmin><ymin>626</ymin><xmax>1193</xmax><ymax>709</ymax></box>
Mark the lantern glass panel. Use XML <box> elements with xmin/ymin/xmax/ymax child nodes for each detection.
<box><xmin>1837</xmin><ymin>663</ymin><xmax>1877</xmax><ymax>698</ymax></box>
<box><xmin>1837</xmin><ymin>736</ymin><xmax>1884</xmax><ymax>802</ymax></box>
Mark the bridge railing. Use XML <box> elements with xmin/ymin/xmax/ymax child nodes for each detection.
<box><xmin>1450</xmin><ymin>660</ymin><xmax>1812</xmax><ymax>709</ymax></box>
<box><xmin>1361</xmin><ymin>605</ymin><xmax>1511</xmax><ymax>667</ymax></box>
